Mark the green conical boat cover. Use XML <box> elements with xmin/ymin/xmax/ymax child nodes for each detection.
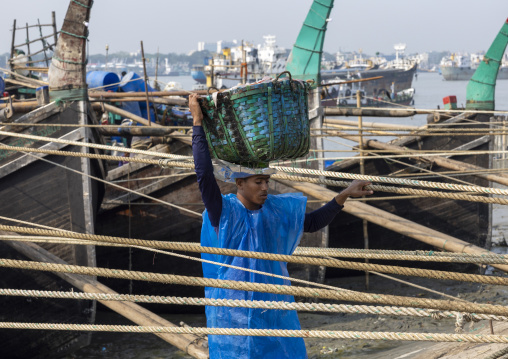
<box><xmin>466</xmin><ymin>18</ymin><xmax>508</xmax><ymax>110</ymax></box>
<box><xmin>285</xmin><ymin>0</ymin><xmax>334</xmax><ymax>85</ymax></box>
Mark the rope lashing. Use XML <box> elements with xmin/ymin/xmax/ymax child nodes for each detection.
<box><xmin>0</xmin><ymin>144</ymin><xmax>182</xmax><ymax>168</ymax></box>
<box><xmin>272</xmin><ymin>173</ymin><xmax>508</xmax><ymax>206</ymax></box>
<box><xmin>2</xmin><ymin>142</ymin><xmax>503</xmax><ymax>205</ymax></box>
<box><xmin>1</xmin><ymin>288</ymin><xmax>506</xmax><ymax>323</ymax></box>
<box><xmin>71</xmin><ymin>0</ymin><xmax>91</xmax><ymax>8</ymax></box>
<box><xmin>0</xmin><ymin>129</ymin><xmax>192</xmax><ymax>160</ymax></box>
<box><xmin>270</xmin><ymin>166</ymin><xmax>508</xmax><ymax>197</ymax></box>
<box><xmin>51</xmin><ymin>55</ymin><xmax>87</xmax><ymax>66</ymax></box>
<box><xmin>59</xmin><ymin>30</ymin><xmax>87</xmax><ymax>40</ymax></box>
<box><xmin>0</xmin><ymin>224</ymin><xmax>506</xmax><ymax>286</ymax></box>
<box><xmin>1</xmin><ymin>129</ymin><xmax>505</xmax><ymax>205</ymax></box>
<box><xmin>0</xmin><ymin>127</ymin><xmax>502</xmax><ymax>197</ymax></box>
<box><xmin>293</xmin><ymin>247</ymin><xmax>508</xmax><ymax>264</ymax></box>
<box><xmin>2</xmin><ymin>322</ymin><xmax>508</xmax><ymax>343</ymax></box>
<box><xmin>5</xmin><ymin>235</ymin><xmax>508</xmax><ymax>264</ymax></box>
<box><xmin>2</xmin><ymin>257</ymin><xmax>508</xmax><ymax>316</ymax></box>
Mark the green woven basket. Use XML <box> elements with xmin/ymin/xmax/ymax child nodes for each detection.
<box><xmin>199</xmin><ymin>71</ymin><xmax>310</xmax><ymax>167</ymax></box>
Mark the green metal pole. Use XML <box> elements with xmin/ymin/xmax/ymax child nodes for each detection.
<box><xmin>285</xmin><ymin>0</ymin><xmax>334</xmax><ymax>85</ymax></box>
<box><xmin>466</xmin><ymin>18</ymin><xmax>508</xmax><ymax>111</ymax></box>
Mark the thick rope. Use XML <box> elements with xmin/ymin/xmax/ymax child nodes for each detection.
<box><xmin>158</xmin><ymin>160</ymin><xmax>508</xmax><ymax>206</ymax></box>
<box><xmin>0</xmin><ymin>122</ymin><xmax>192</xmax><ymax>130</ymax></box>
<box><xmin>3</xmin><ymin>142</ymin><xmax>504</xmax><ymax>206</ymax></box>
<box><xmin>1</xmin><ymin>287</ymin><xmax>504</xmax><ymax>323</ymax></box>
<box><xmin>294</xmin><ymin>247</ymin><xmax>508</xmax><ymax>264</ymax></box>
<box><xmin>0</xmin><ymin>225</ymin><xmax>506</xmax><ymax>287</ymax></box>
<box><xmin>270</xmin><ymin>166</ymin><xmax>508</xmax><ymax>197</ymax></box>
<box><xmin>0</xmin><ymin>127</ymin><xmax>503</xmax><ymax>197</ymax></box>
<box><xmin>0</xmin><ymin>143</ymin><xmax>170</xmax><ymax>166</ymax></box>
<box><xmin>0</xmin><ymin>229</ymin><xmax>463</xmax><ymax>301</ymax></box>
<box><xmin>272</xmin><ymin>174</ymin><xmax>508</xmax><ymax>206</ymax></box>
<box><xmin>3</xmin><ymin>236</ymin><xmax>508</xmax><ymax>265</ymax></box>
<box><xmin>0</xmin><ymin>129</ymin><xmax>192</xmax><ymax>160</ymax></box>
<box><xmin>2</xmin><ymin>257</ymin><xmax>508</xmax><ymax>316</ymax></box>
<box><xmin>1</xmin><ymin>133</ymin><xmax>505</xmax><ymax>206</ymax></box>
<box><xmin>2</xmin><ymin>322</ymin><xmax>508</xmax><ymax>343</ymax></box>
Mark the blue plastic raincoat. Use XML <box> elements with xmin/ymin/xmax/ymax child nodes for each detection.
<box><xmin>201</xmin><ymin>193</ymin><xmax>308</xmax><ymax>359</ymax></box>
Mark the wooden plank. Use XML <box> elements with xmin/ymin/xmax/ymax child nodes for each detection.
<box><xmin>0</xmin><ymin>102</ymin><xmax>61</xmax><ymax>137</ymax></box>
<box><xmin>102</xmin><ymin>173</ymin><xmax>195</xmax><ymax>210</ymax></box>
<box><xmin>0</xmin><ymin>128</ymin><xmax>85</xmax><ymax>179</ymax></box>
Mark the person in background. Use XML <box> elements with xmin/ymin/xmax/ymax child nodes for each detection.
<box><xmin>189</xmin><ymin>93</ymin><xmax>373</xmax><ymax>359</ymax></box>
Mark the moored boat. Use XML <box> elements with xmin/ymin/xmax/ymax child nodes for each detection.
<box><xmin>0</xmin><ymin>1</ymin><xmax>106</xmax><ymax>357</ymax></box>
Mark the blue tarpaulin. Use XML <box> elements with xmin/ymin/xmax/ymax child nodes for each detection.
<box><xmin>201</xmin><ymin>193</ymin><xmax>308</xmax><ymax>359</ymax></box>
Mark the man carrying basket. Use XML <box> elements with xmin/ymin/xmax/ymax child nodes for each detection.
<box><xmin>189</xmin><ymin>93</ymin><xmax>372</xmax><ymax>359</ymax></box>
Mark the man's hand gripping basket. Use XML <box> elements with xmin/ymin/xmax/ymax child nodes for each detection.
<box><xmin>199</xmin><ymin>71</ymin><xmax>311</xmax><ymax>167</ymax></box>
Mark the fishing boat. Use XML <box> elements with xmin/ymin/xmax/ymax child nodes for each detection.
<box><xmin>321</xmin><ymin>44</ymin><xmax>418</xmax><ymax>97</ymax></box>
<box><xmin>0</xmin><ymin>1</ymin><xmax>106</xmax><ymax>357</ymax></box>
<box><xmin>321</xmin><ymin>77</ymin><xmax>415</xmax><ymax>108</ymax></box>
<box><xmin>325</xmin><ymin>19</ymin><xmax>508</xmax><ymax>276</ymax></box>
<box><xmin>440</xmin><ymin>52</ymin><xmax>508</xmax><ymax>81</ymax></box>
<box><xmin>439</xmin><ymin>53</ymin><xmax>478</xmax><ymax>81</ymax></box>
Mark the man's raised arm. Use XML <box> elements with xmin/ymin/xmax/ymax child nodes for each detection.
<box><xmin>189</xmin><ymin>93</ymin><xmax>222</xmax><ymax>226</ymax></box>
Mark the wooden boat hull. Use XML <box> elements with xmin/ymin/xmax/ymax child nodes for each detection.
<box><xmin>321</xmin><ymin>65</ymin><xmax>417</xmax><ymax>97</ymax></box>
<box><xmin>326</xmin><ymin>114</ymin><xmax>491</xmax><ymax>277</ymax></box>
<box><xmin>0</xmin><ymin>102</ymin><xmax>105</xmax><ymax>358</ymax></box>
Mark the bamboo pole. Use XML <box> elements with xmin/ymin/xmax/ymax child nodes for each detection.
<box><xmin>0</xmin><ymin>67</ymin><xmax>48</xmax><ymax>86</ymax></box>
<box><xmin>324</xmin><ymin>107</ymin><xmax>454</xmax><ymax>118</ymax></box>
<box><xmin>140</xmin><ymin>41</ymin><xmax>151</xmax><ymax>126</ymax></box>
<box><xmin>274</xmin><ymin>179</ymin><xmax>508</xmax><ymax>273</ymax></box>
<box><xmin>88</xmin><ymin>90</ymin><xmax>208</xmax><ymax>98</ymax></box>
<box><xmin>91</xmin><ymin>97</ymin><xmax>187</xmax><ymax>106</ymax></box>
<box><xmin>51</xmin><ymin>11</ymin><xmax>58</xmax><ymax>48</ymax></box>
<box><xmin>324</xmin><ymin>118</ymin><xmax>420</xmax><ymax>130</ymax></box>
<box><xmin>0</xmin><ymin>102</ymin><xmax>103</xmax><ymax>112</ymax></box>
<box><xmin>4</xmin><ymin>240</ymin><xmax>209</xmax><ymax>359</ymax></box>
<box><xmin>10</xmin><ymin>19</ymin><xmax>16</xmax><ymax>64</ymax></box>
<box><xmin>334</xmin><ymin>130</ymin><xmax>508</xmax><ymax>187</ymax></box>
<box><xmin>357</xmin><ymin>90</ymin><xmax>369</xmax><ymax>289</ymax></box>
<box><xmin>102</xmin><ymin>104</ymin><xmax>191</xmax><ymax>145</ymax></box>
<box><xmin>103</xmin><ymin>103</ymin><xmax>161</xmax><ymax>128</ymax></box>
<box><xmin>25</xmin><ymin>23</ymin><xmax>32</xmax><ymax>78</ymax></box>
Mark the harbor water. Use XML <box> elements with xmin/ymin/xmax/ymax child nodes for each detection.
<box><xmin>65</xmin><ymin>72</ymin><xmax>508</xmax><ymax>359</ymax></box>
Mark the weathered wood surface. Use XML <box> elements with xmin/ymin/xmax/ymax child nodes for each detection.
<box><xmin>0</xmin><ymin>102</ymin><xmax>105</xmax><ymax>358</ymax></box>
<box><xmin>5</xmin><ymin>240</ymin><xmax>209</xmax><ymax>359</ymax></box>
<box><xmin>322</xmin><ymin>114</ymin><xmax>493</xmax><ymax>274</ymax></box>
<box><xmin>48</xmin><ymin>0</ymin><xmax>92</xmax><ymax>90</ymax></box>
<box><xmin>411</xmin><ymin>321</ymin><xmax>508</xmax><ymax>359</ymax></box>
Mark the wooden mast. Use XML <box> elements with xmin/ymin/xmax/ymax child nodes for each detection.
<box><xmin>48</xmin><ymin>0</ymin><xmax>92</xmax><ymax>96</ymax></box>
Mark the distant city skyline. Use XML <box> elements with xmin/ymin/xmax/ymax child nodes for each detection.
<box><xmin>2</xmin><ymin>1</ymin><xmax>507</xmax><ymax>57</ymax></box>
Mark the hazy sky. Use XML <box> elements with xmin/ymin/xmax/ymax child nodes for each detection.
<box><xmin>2</xmin><ymin>1</ymin><xmax>508</xmax><ymax>56</ymax></box>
